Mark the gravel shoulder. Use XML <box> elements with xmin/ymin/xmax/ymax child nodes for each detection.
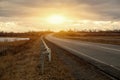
<box><xmin>45</xmin><ymin>39</ymin><xmax>114</xmax><ymax>80</ymax></box>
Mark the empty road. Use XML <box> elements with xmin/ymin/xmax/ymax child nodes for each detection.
<box><xmin>45</xmin><ymin>34</ymin><xmax>120</xmax><ymax>79</ymax></box>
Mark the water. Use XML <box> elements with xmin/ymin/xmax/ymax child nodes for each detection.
<box><xmin>0</xmin><ymin>37</ymin><xmax>30</xmax><ymax>42</ymax></box>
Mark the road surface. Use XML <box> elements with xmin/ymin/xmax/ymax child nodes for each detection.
<box><xmin>45</xmin><ymin>34</ymin><xmax>120</xmax><ymax>79</ymax></box>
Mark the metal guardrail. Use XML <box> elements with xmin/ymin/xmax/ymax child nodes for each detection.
<box><xmin>40</xmin><ymin>36</ymin><xmax>51</xmax><ymax>74</ymax></box>
<box><xmin>41</xmin><ymin>37</ymin><xmax>51</xmax><ymax>62</ymax></box>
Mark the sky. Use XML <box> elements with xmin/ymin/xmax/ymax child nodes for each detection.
<box><xmin>0</xmin><ymin>0</ymin><xmax>120</xmax><ymax>32</ymax></box>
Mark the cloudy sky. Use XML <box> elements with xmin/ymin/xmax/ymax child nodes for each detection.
<box><xmin>0</xmin><ymin>0</ymin><xmax>120</xmax><ymax>32</ymax></box>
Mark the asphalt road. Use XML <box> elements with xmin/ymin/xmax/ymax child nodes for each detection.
<box><xmin>45</xmin><ymin>34</ymin><xmax>120</xmax><ymax>79</ymax></box>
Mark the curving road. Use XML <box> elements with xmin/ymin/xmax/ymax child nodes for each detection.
<box><xmin>45</xmin><ymin>34</ymin><xmax>120</xmax><ymax>79</ymax></box>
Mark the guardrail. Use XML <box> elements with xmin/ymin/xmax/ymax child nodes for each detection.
<box><xmin>40</xmin><ymin>36</ymin><xmax>51</xmax><ymax>74</ymax></box>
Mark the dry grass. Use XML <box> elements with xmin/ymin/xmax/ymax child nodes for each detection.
<box><xmin>0</xmin><ymin>34</ymin><xmax>75</xmax><ymax>80</ymax></box>
<box><xmin>54</xmin><ymin>32</ymin><xmax>120</xmax><ymax>45</ymax></box>
<box><xmin>0</xmin><ymin>38</ymin><xmax>37</xmax><ymax>80</ymax></box>
<box><xmin>39</xmin><ymin>50</ymin><xmax>75</xmax><ymax>80</ymax></box>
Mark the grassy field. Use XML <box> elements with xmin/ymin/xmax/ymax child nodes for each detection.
<box><xmin>0</xmin><ymin>35</ymin><xmax>38</xmax><ymax>80</ymax></box>
<box><xmin>54</xmin><ymin>32</ymin><xmax>120</xmax><ymax>45</ymax></box>
<box><xmin>0</xmin><ymin>32</ymin><xmax>74</xmax><ymax>80</ymax></box>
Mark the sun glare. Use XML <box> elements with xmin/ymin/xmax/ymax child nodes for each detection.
<box><xmin>47</xmin><ymin>15</ymin><xmax>65</xmax><ymax>24</ymax></box>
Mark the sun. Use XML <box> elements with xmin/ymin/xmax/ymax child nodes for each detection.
<box><xmin>47</xmin><ymin>15</ymin><xmax>65</xmax><ymax>24</ymax></box>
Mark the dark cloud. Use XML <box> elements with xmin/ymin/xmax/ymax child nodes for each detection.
<box><xmin>1</xmin><ymin>0</ymin><xmax>70</xmax><ymax>7</ymax></box>
<box><xmin>0</xmin><ymin>0</ymin><xmax>120</xmax><ymax>20</ymax></box>
<box><xmin>0</xmin><ymin>8</ymin><xmax>28</xmax><ymax>17</ymax></box>
<box><xmin>76</xmin><ymin>0</ymin><xmax>120</xmax><ymax>20</ymax></box>
<box><xmin>89</xmin><ymin>0</ymin><xmax>120</xmax><ymax>20</ymax></box>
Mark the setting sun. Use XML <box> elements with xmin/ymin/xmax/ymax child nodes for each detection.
<box><xmin>47</xmin><ymin>15</ymin><xmax>65</xmax><ymax>24</ymax></box>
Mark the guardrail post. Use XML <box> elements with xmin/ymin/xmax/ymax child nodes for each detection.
<box><xmin>40</xmin><ymin>52</ymin><xmax>45</xmax><ymax>74</ymax></box>
<box><xmin>48</xmin><ymin>48</ymin><xmax>51</xmax><ymax>62</ymax></box>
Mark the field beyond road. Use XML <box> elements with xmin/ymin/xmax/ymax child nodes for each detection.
<box><xmin>54</xmin><ymin>32</ymin><xmax>120</xmax><ymax>45</ymax></box>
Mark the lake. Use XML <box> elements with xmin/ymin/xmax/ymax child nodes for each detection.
<box><xmin>0</xmin><ymin>37</ymin><xmax>30</xmax><ymax>42</ymax></box>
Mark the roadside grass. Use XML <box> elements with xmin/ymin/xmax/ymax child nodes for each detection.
<box><xmin>54</xmin><ymin>32</ymin><xmax>120</xmax><ymax>45</ymax></box>
<box><xmin>0</xmin><ymin>36</ymin><xmax>39</xmax><ymax>80</ymax></box>
<box><xmin>0</xmin><ymin>34</ymin><xmax>75</xmax><ymax>80</ymax></box>
<box><xmin>39</xmin><ymin>50</ymin><xmax>75</xmax><ymax>80</ymax></box>
<box><xmin>0</xmin><ymin>40</ymin><xmax>28</xmax><ymax>48</ymax></box>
